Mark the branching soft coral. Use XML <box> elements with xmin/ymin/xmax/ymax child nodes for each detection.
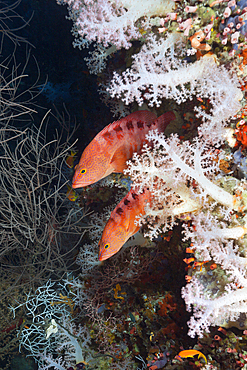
<box><xmin>58</xmin><ymin>0</ymin><xmax>175</xmax><ymax>49</ymax></box>
<box><xmin>124</xmin><ymin>130</ymin><xmax>243</xmax><ymax>236</ymax></box>
<box><xmin>182</xmin><ymin>266</ymin><xmax>247</xmax><ymax>338</ymax></box>
<box><xmin>108</xmin><ymin>34</ymin><xmax>242</xmax><ymax>144</ymax></box>
<box><xmin>125</xmin><ymin>129</ymin><xmax>247</xmax><ymax>337</ymax></box>
<box><xmin>181</xmin><ymin>206</ymin><xmax>247</xmax><ymax>337</ymax></box>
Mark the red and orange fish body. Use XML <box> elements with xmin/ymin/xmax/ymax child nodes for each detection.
<box><xmin>72</xmin><ymin>110</ymin><xmax>175</xmax><ymax>188</ymax></box>
<box><xmin>98</xmin><ymin>187</ymin><xmax>151</xmax><ymax>261</ymax></box>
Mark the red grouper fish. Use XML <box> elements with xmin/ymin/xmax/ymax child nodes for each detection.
<box><xmin>72</xmin><ymin>110</ymin><xmax>176</xmax><ymax>188</ymax></box>
<box><xmin>98</xmin><ymin>187</ymin><xmax>152</xmax><ymax>261</ymax></box>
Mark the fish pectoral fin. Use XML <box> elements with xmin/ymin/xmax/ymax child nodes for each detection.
<box><xmin>120</xmin><ymin>214</ymin><xmax>132</xmax><ymax>232</ymax></box>
<box><xmin>102</xmin><ymin>165</ymin><xmax>116</xmax><ymax>178</ymax></box>
<box><xmin>125</xmin><ymin>214</ymin><xmax>140</xmax><ymax>237</ymax></box>
<box><xmin>110</xmin><ymin>146</ymin><xmax>128</xmax><ymax>173</ymax></box>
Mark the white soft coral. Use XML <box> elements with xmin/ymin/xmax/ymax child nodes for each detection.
<box><xmin>58</xmin><ymin>0</ymin><xmax>175</xmax><ymax>49</ymax></box>
<box><xmin>125</xmin><ymin>131</ymin><xmax>238</xmax><ymax>236</ymax></box>
<box><xmin>108</xmin><ymin>34</ymin><xmax>242</xmax><ymax>144</ymax></box>
<box><xmin>125</xmin><ymin>129</ymin><xmax>247</xmax><ymax>337</ymax></box>
<box><xmin>182</xmin><ymin>269</ymin><xmax>247</xmax><ymax>338</ymax></box>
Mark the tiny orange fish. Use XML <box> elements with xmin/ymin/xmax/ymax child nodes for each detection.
<box><xmin>65</xmin><ymin>150</ymin><xmax>77</xmax><ymax>168</ymax></box>
<box><xmin>178</xmin><ymin>349</ymin><xmax>207</xmax><ymax>364</ymax></box>
<box><xmin>66</xmin><ymin>184</ymin><xmax>78</xmax><ymax>202</ymax></box>
<box><xmin>72</xmin><ymin>110</ymin><xmax>176</xmax><ymax>188</ymax></box>
<box><xmin>189</xmin><ymin>30</ymin><xmax>211</xmax><ymax>51</ymax></box>
<box><xmin>98</xmin><ymin>187</ymin><xmax>151</xmax><ymax>261</ymax></box>
<box><xmin>183</xmin><ymin>257</ymin><xmax>195</xmax><ymax>264</ymax></box>
<box><xmin>193</xmin><ymin>260</ymin><xmax>209</xmax><ymax>271</ymax></box>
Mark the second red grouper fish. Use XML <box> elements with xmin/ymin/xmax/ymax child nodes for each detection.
<box><xmin>98</xmin><ymin>187</ymin><xmax>152</xmax><ymax>261</ymax></box>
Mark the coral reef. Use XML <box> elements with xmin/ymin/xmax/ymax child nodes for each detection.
<box><xmin>3</xmin><ymin>0</ymin><xmax>247</xmax><ymax>369</ymax></box>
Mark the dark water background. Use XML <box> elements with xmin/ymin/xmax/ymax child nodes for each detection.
<box><xmin>9</xmin><ymin>0</ymin><xmax>113</xmax><ymax>151</ymax></box>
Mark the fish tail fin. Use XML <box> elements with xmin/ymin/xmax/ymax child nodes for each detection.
<box><xmin>155</xmin><ymin>111</ymin><xmax>176</xmax><ymax>132</ymax></box>
<box><xmin>198</xmin><ymin>353</ymin><xmax>207</xmax><ymax>364</ymax></box>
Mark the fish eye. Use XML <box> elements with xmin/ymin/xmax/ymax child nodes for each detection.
<box><xmin>80</xmin><ymin>168</ymin><xmax>87</xmax><ymax>175</ymax></box>
<box><xmin>104</xmin><ymin>243</ymin><xmax>110</xmax><ymax>250</ymax></box>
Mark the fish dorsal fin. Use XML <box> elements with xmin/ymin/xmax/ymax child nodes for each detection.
<box><xmin>96</xmin><ymin>110</ymin><xmax>157</xmax><ymax>146</ymax></box>
<box><xmin>121</xmin><ymin>110</ymin><xmax>157</xmax><ymax>125</ymax></box>
<box><xmin>112</xmin><ymin>203</ymin><xmax>131</xmax><ymax>231</ymax></box>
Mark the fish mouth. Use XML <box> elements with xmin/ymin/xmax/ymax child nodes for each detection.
<box><xmin>72</xmin><ymin>181</ymin><xmax>93</xmax><ymax>189</ymax></box>
<box><xmin>98</xmin><ymin>247</ymin><xmax>111</xmax><ymax>261</ymax></box>
<box><xmin>71</xmin><ymin>181</ymin><xmax>80</xmax><ymax>189</ymax></box>
<box><xmin>98</xmin><ymin>250</ymin><xmax>105</xmax><ymax>261</ymax></box>
<box><xmin>71</xmin><ymin>178</ymin><xmax>87</xmax><ymax>189</ymax></box>
<box><xmin>98</xmin><ymin>254</ymin><xmax>103</xmax><ymax>261</ymax></box>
